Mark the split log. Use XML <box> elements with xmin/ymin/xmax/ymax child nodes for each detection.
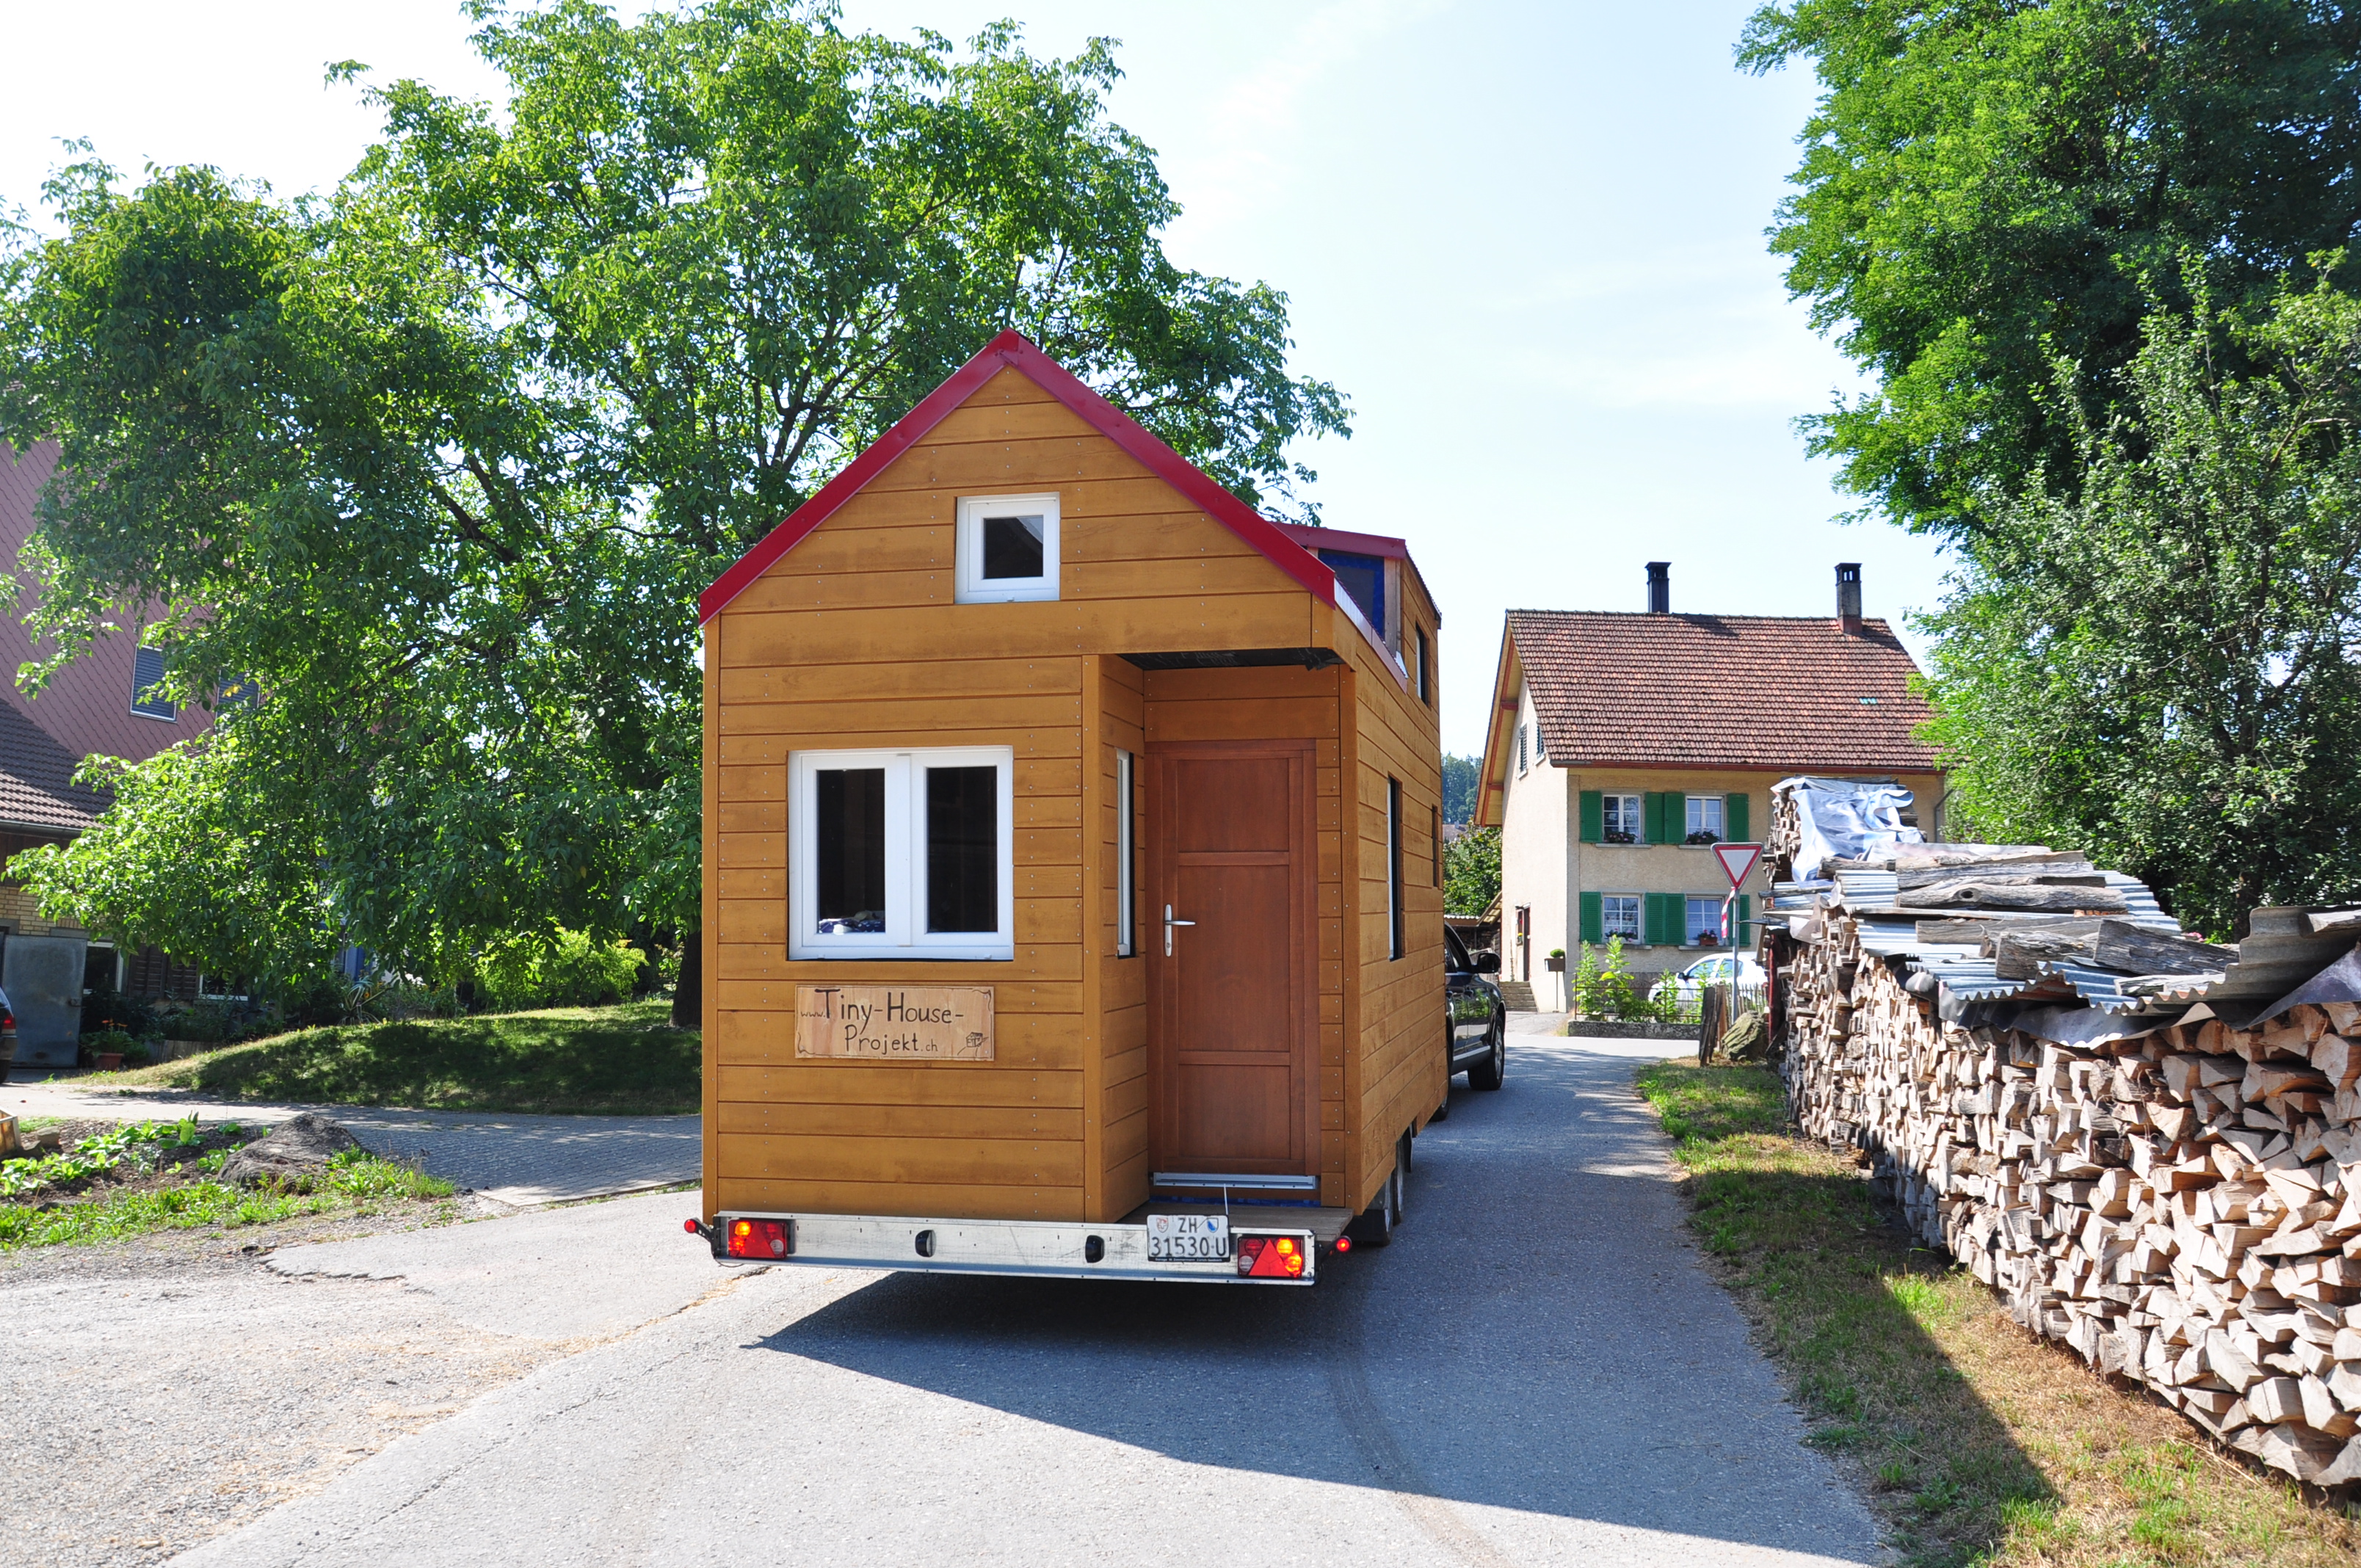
<box><xmin>2095</xmin><ymin>920</ymin><xmax>2238</xmax><ymax>977</ymax></box>
<box><xmin>1896</xmin><ymin>881</ymin><xmax>2130</xmax><ymax>914</ymax></box>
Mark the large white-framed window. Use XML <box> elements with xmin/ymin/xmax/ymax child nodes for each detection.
<box><xmin>1685</xmin><ymin>895</ymin><xmax>1726</xmax><ymax>947</ymax></box>
<box><xmin>788</xmin><ymin>747</ymin><xmax>1015</xmax><ymax>960</ymax></box>
<box><xmin>1685</xmin><ymin>795</ymin><xmax>1725</xmax><ymax>843</ymax></box>
<box><xmin>1115</xmin><ymin>749</ymin><xmax>1138</xmax><ymax>957</ymax></box>
<box><xmin>1601</xmin><ymin>895</ymin><xmax>1642</xmax><ymax>941</ymax></box>
<box><xmin>955</xmin><ymin>493</ymin><xmax>1060</xmax><ymax>603</ymax></box>
<box><xmin>1601</xmin><ymin>792</ymin><xmax>1642</xmax><ymax>843</ymax></box>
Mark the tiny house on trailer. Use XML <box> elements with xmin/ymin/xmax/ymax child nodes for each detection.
<box><xmin>692</xmin><ymin>331</ymin><xmax>1446</xmax><ymax>1285</ymax></box>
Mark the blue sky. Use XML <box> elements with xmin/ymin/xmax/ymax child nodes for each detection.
<box><xmin>1</xmin><ymin>1</ymin><xmax>1953</xmax><ymax>757</ymax></box>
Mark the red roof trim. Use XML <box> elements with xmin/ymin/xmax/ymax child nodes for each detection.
<box><xmin>1277</xmin><ymin>522</ymin><xmax>1406</xmax><ymax>560</ymax></box>
<box><xmin>698</xmin><ymin>330</ymin><xmax>1338</xmax><ymax>624</ymax></box>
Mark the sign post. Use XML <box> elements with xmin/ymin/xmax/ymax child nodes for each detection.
<box><xmin>1702</xmin><ymin>843</ymin><xmax>1763</xmax><ymax>1065</ymax></box>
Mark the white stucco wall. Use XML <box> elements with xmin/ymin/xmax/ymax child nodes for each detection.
<box><xmin>1495</xmin><ymin>677</ymin><xmax>1570</xmax><ymax>1009</ymax></box>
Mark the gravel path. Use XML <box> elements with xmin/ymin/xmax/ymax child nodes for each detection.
<box><xmin>4</xmin><ymin>1078</ymin><xmax>699</xmax><ymax>1208</ymax></box>
<box><xmin>0</xmin><ymin>1191</ymin><xmax>735</xmax><ymax>1568</ymax></box>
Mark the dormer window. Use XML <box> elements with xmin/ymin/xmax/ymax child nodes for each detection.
<box><xmin>957</xmin><ymin>493</ymin><xmax>1059</xmax><ymax>603</ymax></box>
<box><xmin>131</xmin><ymin>646</ymin><xmax>175</xmax><ymax>721</ymax></box>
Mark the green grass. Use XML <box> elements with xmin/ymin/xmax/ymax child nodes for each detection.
<box><xmin>83</xmin><ymin>999</ymin><xmax>697</xmax><ymax>1115</ymax></box>
<box><xmin>1635</xmin><ymin>1061</ymin><xmax>2360</xmax><ymax>1568</ymax></box>
<box><xmin>0</xmin><ymin>1147</ymin><xmax>456</xmax><ymax>1249</ymax></box>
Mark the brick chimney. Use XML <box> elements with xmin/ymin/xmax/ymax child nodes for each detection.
<box><xmin>1645</xmin><ymin>561</ymin><xmax>1669</xmax><ymax>614</ymax></box>
<box><xmin>1836</xmin><ymin>562</ymin><xmax>1863</xmax><ymax>634</ymax></box>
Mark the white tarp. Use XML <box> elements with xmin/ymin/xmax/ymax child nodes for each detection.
<box><xmin>1774</xmin><ymin>776</ymin><xmax>1923</xmax><ymax>883</ymax></box>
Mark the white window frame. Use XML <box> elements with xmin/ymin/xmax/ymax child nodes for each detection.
<box><xmin>955</xmin><ymin>493</ymin><xmax>1060</xmax><ymax>603</ymax></box>
<box><xmin>1601</xmin><ymin>793</ymin><xmax>1642</xmax><ymax>843</ymax></box>
<box><xmin>788</xmin><ymin>746</ymin><xmax>1015</xmax><ymax>960</ymax></box>
<box><xmin>131</xmin><ymin>645</ymin><xmax>176</xmax><ymax>722</ymax></box>
<box><xmin>1115</xmin><ymin>749</ymin><xmax>1137</xmax><ymax>957</ymax></box>
<box><xmin>1517</xmin><ymin>724</ymin><xmax>1528</xmax><ymax>775</ymax></box>
<box><xmin>1600</xmin><ymin>894</ymin><xmax>1642</xmax><ymax>941</ymax></box>
<box><xmin>1686</xmin><ymin>795</ymin><xmax>1724</xmax><ymax>841</ymax></box>
<box><xmin>1684</xmin><ymin>895</ymin><xmax>1726</xmax><ymax>948</ymax></box>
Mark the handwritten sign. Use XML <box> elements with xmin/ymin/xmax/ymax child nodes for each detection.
<box><xmin>794</xmin><ymin>985</ymin><xmax>995</xmax><ymax>1061</ymax></box>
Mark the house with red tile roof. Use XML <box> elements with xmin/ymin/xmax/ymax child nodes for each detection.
<box><xmin>1</xmin><ymin>441</ymin><xmax>213</xmax><ymax>1015</ymax></box>
<box><xmin>1470</xmin><ymin>562</ymin><xmax>1943</xmax><ymax>1007</ymax></box>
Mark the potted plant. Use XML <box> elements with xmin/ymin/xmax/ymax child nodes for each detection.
<box><xmin>1545</xmin><ymin>948</ymin><xmax>1566</xmax><ymax>973</ymax></box>
<box><xmin>83</xmin><ymin>1027</ymin><xmax>136</xmax><ymax>1071</ymax></box>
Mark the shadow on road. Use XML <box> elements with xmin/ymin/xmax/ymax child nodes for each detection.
<box><xmin>748</xmin><ymin>1040</ymin><xmax>2010</xmax><ymax>1561</ymax></box>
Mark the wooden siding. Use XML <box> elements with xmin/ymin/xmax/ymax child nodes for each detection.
<box><xmin>703</xmin><ymin>359</ymin><xmax>1445</xmax><ymax>1230</ymax></box>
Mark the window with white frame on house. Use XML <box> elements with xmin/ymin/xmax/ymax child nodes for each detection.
<box><xmin>1686</xmin><ymin>896</ymin><xmax>1726</xmax><ymax>946</ymax></box>
<box><xmin>1600</xmin><ymin>793</ymin><xmax>1642</xmax><ymax>843</ymax></box>
<box><xmin>1601</xmin><ymin>895</ymin><xmax>1641</xmax><ymax>940</ymax></box>
<box><xmin>1115</xmin><ymin>750</ymin><xmax>1137</xmax><ymax>957</ymax></box>
<box><xmin>1684</xmin><ymin>794</ymin><xmax>1724</xmax><ymax>843</ymax></box>
<box><xmin>131</xmin><ymin>646</ymin><xmax>175</xmax><ymax>721</ymax></box>
<box><xmin>954</xmin><ymin>493</ymin><xmax>1059</xmax><ymax>603</ymax></box>
<box><xmin>788</xmin><ymin>747</ymin><xmax>1015</xmax><ymax>959</ymax></box>
<box><xmin>1517</xmin><ymin>724</ymin><xmax>1528</xmax><ymax>775</ymax></box>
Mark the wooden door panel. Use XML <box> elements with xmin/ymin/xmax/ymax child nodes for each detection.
<box><xmin>1147</xmin><ymin>739</ymin><xmax>1316</xmax><ymax>1177</ymax></box>
<box><xmin>1178</xmin><ymin>1064</ymin><xmax>1294</xmax><ymax>1161</ymax></box>
<box><xmin>1174</xmin><ymin>862</ymin><xmax>1291</xmax><ymax>1056</ymax></box>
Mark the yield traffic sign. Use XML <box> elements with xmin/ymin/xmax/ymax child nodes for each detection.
<box><xmin>1713</xmin><ymin>841</ymin><xmax>1762</xmax><ymax>890</ymax></box>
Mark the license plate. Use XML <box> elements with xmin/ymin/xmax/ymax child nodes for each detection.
<box><xmin>1145</xmin><ymin>1213</ymin><xmax>1230</xmax><ymax>1261</ymax></box>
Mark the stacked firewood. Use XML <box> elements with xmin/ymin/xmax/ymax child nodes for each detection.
<box><xmin>1776</xmin><ymin>880</ymin><xmax>2361</xmax><ymax>1487</ymax></box>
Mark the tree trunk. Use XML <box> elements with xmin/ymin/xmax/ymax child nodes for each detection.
<box><xmin>672</xmin><ymin>926</ymin><xmax>703</xmax><ymax>1028</ymax></box>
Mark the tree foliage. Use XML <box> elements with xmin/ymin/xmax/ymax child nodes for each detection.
<box><xmin>1741</xmin><ymin>0</ymin><xmax>2361</xmax><ymax>540</ymax></box>
<box><xmin>1443</xmin><ymin>826</ymin><xmax>1500</xmax><ymax>918</ymax></box>
<box><xmin>1440</xmin><ymin>752</ymin><xmax>1477</xmax><ymax>825</ymax></box>
<box><xmin>1920</xmin><ymin>271</ymin><xmax>2361</xmax><ymax>935</ymax></box>
<box><xmin>0</xmin><ymin>1</ymin><xmax>1347</xmax><ymax>987</ymax></box>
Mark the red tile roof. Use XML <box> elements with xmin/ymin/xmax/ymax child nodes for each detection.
<box><xmin>1504</xmin><ymin>609</ymin><xmax>1940</xmax><ymax>772</ymax></box>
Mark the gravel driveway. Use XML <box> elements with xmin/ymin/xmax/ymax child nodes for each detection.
<box><xmin>4</xmin><ymin>1079</ymin><xmax>698</xmax><ymax>1208</ymax></box>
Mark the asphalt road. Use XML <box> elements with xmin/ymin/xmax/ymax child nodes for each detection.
<box><xmin>175</xmin><ymin>1037</ymin><xmax>1882</xmax><ymax>1568</ymax></box>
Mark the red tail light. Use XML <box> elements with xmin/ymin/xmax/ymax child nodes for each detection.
<box><xmin>726</xmin><ymin>1219</ymin><xmax>791</xmax><ymax>1259</ymax></box>
<box><xmin>1236</xmin><ymin>1235</ymin><xmax>1307</xmax><ymax>1278</ymax></box>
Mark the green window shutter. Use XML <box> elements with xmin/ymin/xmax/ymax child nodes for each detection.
<box><xmin>1642</xmin><ymin>791</ymin><xmax>1666</xmax><ymax>844</ymax></box>
<box><xmin>1644</xmin><ymin>892</ymin><xmax>1679</xmax><ymax>946</ymax></box>
<box><xmin>1579</xmin><ymin>892</ymin><xmax>1603</xmax><ymax>944</ymax></box>
<box><xmin>1737</xmin><ymin>894</ymin><xmax>1753</xmax><ymax>945</ymax></box>
<box><xmin>1579</xmin><ymin>790</ymin><xmax>1603</xmax><ymax>843</ymax></box>
<box><xmin>1724</xmin><ymin>792</ymin><xmax>1749</xmax><ymax>842</ymax></box>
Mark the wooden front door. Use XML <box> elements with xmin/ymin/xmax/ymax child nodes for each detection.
<box><xmin>1146</xmin><ymin>739</ymin><xmax>1316</xmax><ymax>1177</ymax></box>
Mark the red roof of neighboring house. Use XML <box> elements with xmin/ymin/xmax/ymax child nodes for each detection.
<box><xmin>1503</xmin><ymin>609</ymin><xmax>1940</xmax><ymax>772</ymax></box>
<box><xmin>699</xmin><ymin>330</ymin><xmax>1340</xmax><ymax>623</ymax></box>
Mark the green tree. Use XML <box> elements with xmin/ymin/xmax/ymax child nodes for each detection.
<box><xmin>1919</xmin><ymin>270</ymin><xmax>2361</xmax><ymax>936</ymax></box>
<box><xmin>1440</xmin><ymin>752</ymin><xmax>1478</xmax><ymax>824</ymax></box>
<box><xmin>1741</xmin><ymin>0</ymin><xmax>2361</xmax><ymax>540</ymax></box>
<box><xmin>0</xmin><ymin>1</ymin><xmax>1348</xmax><ymax>1003</ymax></box>
<box><xmin>1443</xmin><ymin>826</ymin><xmax>1500</xmax><ymax>917</ymax></box>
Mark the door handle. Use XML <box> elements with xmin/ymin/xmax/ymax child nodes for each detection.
<box><xmin>1164</xmin><ymin>904</ymin><xmax>1196</xmax><ymax>957</ymax></box>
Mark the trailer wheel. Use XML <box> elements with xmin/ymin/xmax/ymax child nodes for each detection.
<box><xmin>1344</xmin><ymin>1197</ymin><xmax>1393</xmax><ymax>1249</ymax></box>
<box><xmin>1468</xmin><ymin>1013</ymin><xmax>1506</xmax><ymax>1091</ymax></box>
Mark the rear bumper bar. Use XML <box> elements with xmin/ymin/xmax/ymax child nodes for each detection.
<box><xmin>708</xmin><ymin>1211</ymin><xmax>1318</xmax><ymax>1285</ymax></box>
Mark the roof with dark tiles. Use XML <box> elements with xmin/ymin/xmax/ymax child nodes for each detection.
<box><xmin>1504</xmin><ymin>609</ymin><xmax>1940</xmax><ymax>772</ymax></box>
<box><xmin>0</xmin><ymin>695</ymin><xmax>106</xmax><ymax>832</ymax></box>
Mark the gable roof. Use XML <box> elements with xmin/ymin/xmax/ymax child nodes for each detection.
<box><xmin>699</xmin><ymin>331</ymin><xmax>1339</xmax><ymax>624</ymax></box>
<box><xmin>1498</xmin><ymin>609</ymin><xmax>1940</xmax><ymax>774</ymax></box>
<box><xmin>0</xmin><ymin>696</ymin><xmax>107</xmax><ymax>834</ymax></box>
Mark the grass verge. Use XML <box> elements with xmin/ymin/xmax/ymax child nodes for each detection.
<box><xmin>1</xmin><ymin>1119</ymin><xmax>457</xmax><ymax>1249</ymax></box>
<box><xmin>1636</xmin><ymin>1059</ymin><xmax>2360</xmax><ymax>1568</ymax></box>
<box><xmin>81</xmin><ymin>999</ymin><xmax>697</xmax><ymax>1115</ymax></box>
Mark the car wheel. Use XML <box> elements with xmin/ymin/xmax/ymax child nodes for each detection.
<box><xmin>1468</xmin><ymin>1015</ymin><xmax>1506</xmax><ymax>1091</ymax></box>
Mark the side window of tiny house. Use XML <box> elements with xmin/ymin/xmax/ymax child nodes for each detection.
<box><xmin>788</xmin><ymin>746</ymin><xmax>1015</xmax><ymax>959</ymax></box>
<box><xmin>1387</xmin><ymin>777</ymin><xmax>1404</xmax><ymax>961</ymax></box>
<box><xmin>1415</xmin><ymin>626</ymin><xmax>1431</xmax><ymax>705</ymax></box>
<box><xmin>955</xmin><ymin>493</ymin><xmax>1059</xmax><ymax>603</ymax></box>
<box><xmin>1320</xmin><ymin>550</ymin><xmax>1385</xmax><ymax>638</ymax></box>
<box><xmin>1116</xmin><ymin>750</ymin><xmax>1138</xmax><ymax>957</ymax></box>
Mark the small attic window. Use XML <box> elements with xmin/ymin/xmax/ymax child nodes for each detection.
<box><xmin>957</xmin><ymin>493</ymin><xmax>1059</xmax><ymax>603</ymax></box>
<box><xmin>1320</xmin><ymin>550</ymin><xmax>1385</xmax><ymax>636</ymax></box>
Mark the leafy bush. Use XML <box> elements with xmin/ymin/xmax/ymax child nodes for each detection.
<box><xmin>1570</xmin><ymin>937</ymin><xmax>1644</xmax><ymax>1020</ymax></box>
<box><xmin>476</xmin><ymin>929</ymin><xmax>648</xmax><ymax>1011</ymax></box>
<box><xmin>80</xmin><ymin>987</ymin><xmax>159</xmax><ymax>1039</ymax></box>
